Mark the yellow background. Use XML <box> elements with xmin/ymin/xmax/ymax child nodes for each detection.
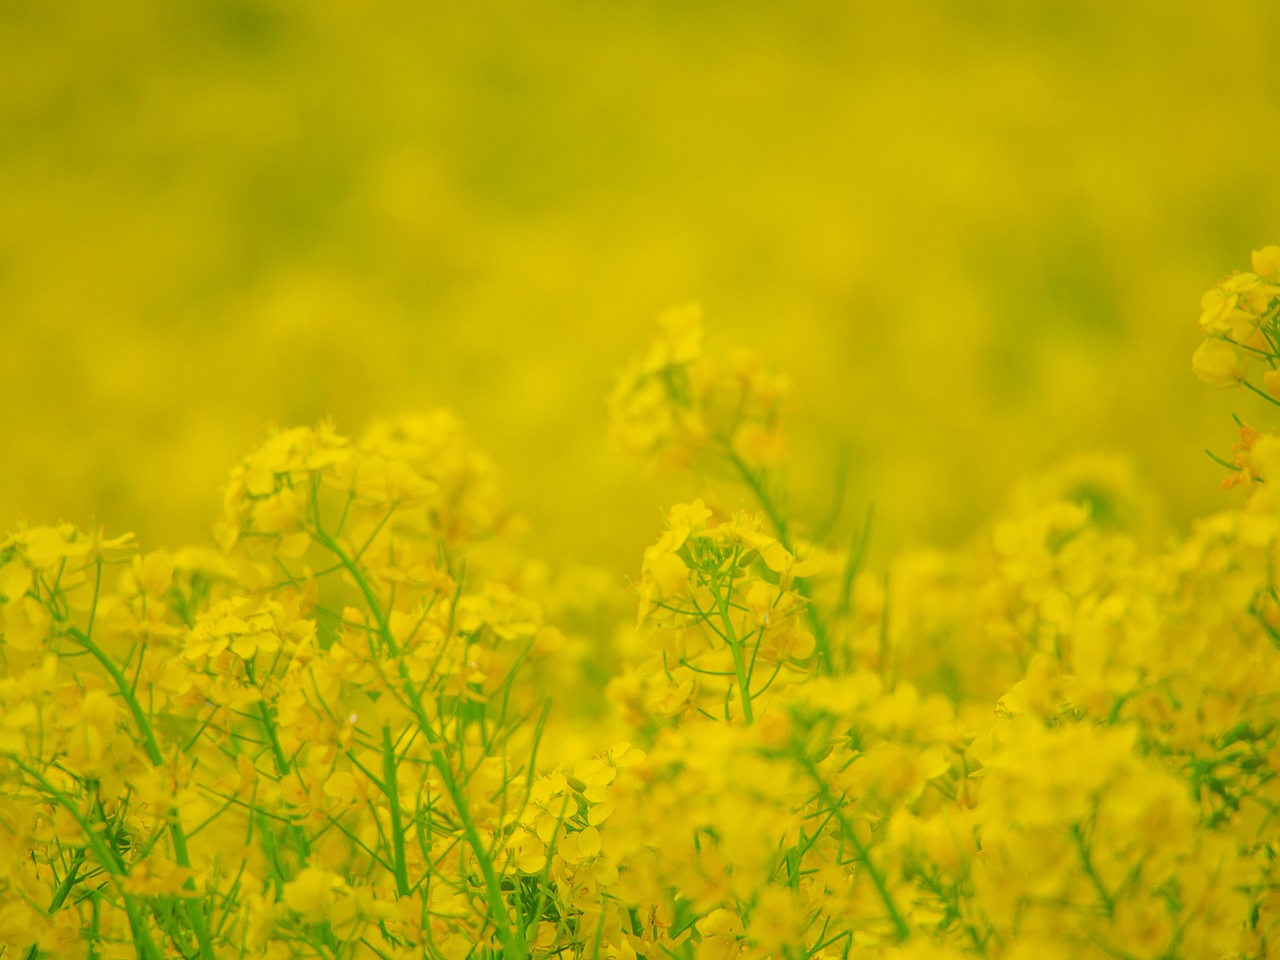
<box><xmin>4</xmin><ymin>0</ymin><xmax>1279</xmax><ymax>571</ymax></box>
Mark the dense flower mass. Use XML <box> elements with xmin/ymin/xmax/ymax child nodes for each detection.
<box><xmin>1</xmin><ymin>255</ymin><xmax>1280</xmax><ymax>959</ymax></box>
<box><xmin>1193</xmin><ymin>246</ymin><xmax>1280</xmax><ymax>389</ymax></box>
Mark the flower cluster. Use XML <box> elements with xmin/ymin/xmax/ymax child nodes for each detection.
<box><xmin>608</xmin><ymin>304</ymin><xmax>791</xmax><ymax>473</ymax></box>
<box><xmin>609</xmin><ymin>499</ymin><xmax>820</xmax><ymax>728</ymax></box>
<box><xmin>0</xmin><ymin>416</ymin><xmax>615</xmax><ymax>960</ymax></box>
<box><xmin>1193</xmin><ymin>245</ymin><xmax>1280</xmax><ymax>391</ymax></box>
<box><xmin>2</xmin><ymin>256</ymin><xmax>1280</xmax><ymax>959</ymax></box>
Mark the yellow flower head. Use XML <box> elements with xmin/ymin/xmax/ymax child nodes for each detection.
<box><xmin>1191</xmin><ymin>338</ymin><xmax>1247</xmax><ymax>386</ymax></box>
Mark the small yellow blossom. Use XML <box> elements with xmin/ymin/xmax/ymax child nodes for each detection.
<box><xmin>1253</xmin><ymin>244</ymin><xmax>1280</xmax><ymax>279</ymax></box>
<box><xmin>1191</xmin><ymin>338</ymin><xmax>1247</xmax><ymax>385</ymax></box>
<box><xmin>283</xmin><ymin>867</ymin><xmax>347</xmax><ymax>923</ymax></box>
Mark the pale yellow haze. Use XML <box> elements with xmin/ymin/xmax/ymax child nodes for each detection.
<box><xmin>2</xmin><ymin>0</ymin><xmax>1279</xmax><ymax>567</ymax></box>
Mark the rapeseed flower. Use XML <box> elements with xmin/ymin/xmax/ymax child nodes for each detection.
<box><xmin>1</xmin><ymin>259</ymin><xmax>1280</xmax><ymax>958</ymax></box>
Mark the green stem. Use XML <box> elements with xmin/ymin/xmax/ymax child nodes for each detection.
<box><xmin>726</xmin><ymin>449</ymin><xmax>792</xmax><ymax>546</ymax></box>
<box><xmin>404</xmin><ymin>680</ymin><xmax>523</xmax><ymax>959</ymax></box>
<box><xmin>725</xmin><ymin>448</ymin><xmax>831</xmax><ymax>673</ymax></box>
<box><xmin>311</xmin><ymin>527</ymin><xmax>398</xmax><ymax>654</ymax></box>
<box><xmin>66</xmin><ymin>627</ymin><xmax>216</xmax><ymax>960</ymax></box>
<box><xmin>47</xmin><ymin>850</ymin><xmax>85</xmax><ymax>913</ymax></box>
<box><xmin>1241</xmin><ymin>376</ymin><xmax>1280</xmax><ymax>410</ymax></box>
<box><xmin>713</xmin><ymin>561</ymin><xmax>755</xmax><ymax>725</ymax></box>
<box><xmin>23</xmin><ymin>851</ymin><xmax>86</xmax><ymax>960</ymax></box>
<box><xmin>800</xmin><ymin>757</ymin><xmax>909</xmax><ymax>941</ymax></box>
<box><xmin>315</xmin><ymin>532</ymin><xmax>524</xmax><ymax>959</ymax></box>
<box><xmin>244</xmin><ymin>661</ymin><xmax>290</xmax><ymax>775</ymax></box>
<box><xmin>12</xmin><ymin>759</ymin><xmax>163</xmax><ymax>960</ymax></box>
<box><xmin>382</xmin><ymin>724</ymin><xmax>412</xmax><ymax>898</ymax></box>
<box><xmin>243</xmin><ymin>659</ymin><xmax>313</xmax><ymax>864</ymax></box>
<box><xmin>1071</xmin><ymin>824</ymin><xmax>1114</xmax><ymax>917</ymax></box>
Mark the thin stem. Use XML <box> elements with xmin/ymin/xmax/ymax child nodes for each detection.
<box><xmin>1204</xmin><ymin>448</ymin><xmax>1242</xmax><ymax>472</ymax></box>
<box><xmin>11</xmin><ymin>759</ymin><xmax>164</xmax><ymax>960</ymax></box>
<box><xmin>1241</xmin><ymin>376</ymin><xmax>1280</xmax><ymax>410</ymax></box>
<box><xmin>799</xmin><ymin>757</ymin><xmax>909</xmax><ymax>941</ymax></box>
<box><xmin>311</xmin><ymin>527</ymin><xmax>397</xmax><ymax>655</ymax></box>
<box><xmin>382</xmin><ymin>724</ymin><xmax>412</xmax><ymax>898</ymax></box>
<box><xmin>1071</xmin><ymin>824</ymin><xmax>1114</xmax><ymax>918</ymax></box>
<box><xmin>724</xmin><ymin>447</ymin><xmax>831</xmax><ymax>672</ymax></box>
<box><xmin>407</xmin><ymin>692</ymin><xmax>523</xmax><ymax>959</ymax></box>
<box><xmin>65</xmin><ymin>627</ymin><xmax>216</xmax><ymax>960</ymax></box>
<box><xmin>312</xmin><ymin>530</ymin><xmax>524</xmax><ymax>960</ymax></box>
<box><xmin>23</xmin><ymin>851</ymin><xmax>87</xmax><ymax>960</ymax></box>
<box><xmin>711</xmin><ymin>555</ymin><xmax>755</xmax><ymax>725</ymax></box>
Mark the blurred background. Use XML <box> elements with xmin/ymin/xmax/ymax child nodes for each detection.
<box><xmin>3</xmin><ymin>0</ymin><xmax>1280</xmax><ymax>573</ymax></box>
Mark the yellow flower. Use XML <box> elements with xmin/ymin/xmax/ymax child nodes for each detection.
<box><xmin>731</xmin><ymin>421</ymin><xmax>787</xmax><ymax>468</ymax></box>
<box><xmin>1265</xmin><ymin>368</ymin><xmax>1280</xmax><ymax>399</ymax></box>
<box><xmin>123</xmin><ymin>856</ymin><xmax>198</xmax><ymax>897</ymax></box>
<box><xmin>23</xmin><ymin>525</ymin><xmax>71</xmax><ymax>570</ymax></box>
<box><xmin>3</xmin><ymin>595</ymin><xmax>49</xmax><ymax>653</ymax></box>
<box><xmin>0</xmin><ymin>900</ymin><xmax>42</xmax><ymax>952</ymax></box>
<box><xmin>695</xmin><ymin>908</ymin><xmax>743</xmax><ymax>960</ymax></box>
<box><xmin>323</xmin><ymin>768</ymin><xmax>378</xmax><ymax>811</ymax></box>
<box><xmin>666</xmin><ymin>499</ymin><xmax>712</xmax><ymax>546</ymax></box>
<box><xmin>283</xmin><ymin>866</ymin><xmax>346</xmax><ymax>923</ymax></box>
<box><xmin>649</xmin><ymin>302</ymin><xmax>705</xmax><ymax>370</ymax></box>
<box><xmin>646</xmin><ymin>549</ymin><xmax>689</xmax><ymax>598</ymax></box>
<box><xmin>1191</xmin><ymin>338</ymin><xmax>1247</xmax><ymax>386</ymax></box>
<box><xmin>0</xmin><ymin>560</ymin><xmax>32</xmax><ymax>600</ymax></box>
<box><xmin>505</xmin><ymin>826</ymin><xmax>548</xmax><ymax>874</ymax></box>
<box><xmin>1253</xmin><ymin>244</ymin><xmax>1280</xmax><ymax>279</ymax></box>
<box><xmin>135</xmin><ymin>550</ymin><xmax>174</xmax><ymax>597</ymax></box>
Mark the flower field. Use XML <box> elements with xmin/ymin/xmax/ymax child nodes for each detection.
<box><xmin>4</xmin><ymin>4</ymin><xmax>1280</xmax><ymax>959</ymax></box>
<box><xmin>4</xmin><ymin>272</ymin><xmax>1280</xmax><ymax>957</ymax></box>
